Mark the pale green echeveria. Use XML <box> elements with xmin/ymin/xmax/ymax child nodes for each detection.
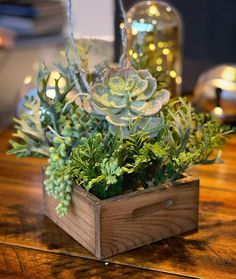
<box><xmin>85</xmin><ymin>67</ymin><xmax>170</xmax><ymax>137</ymax></box>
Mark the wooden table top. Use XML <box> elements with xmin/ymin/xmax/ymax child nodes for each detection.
<box><xmin>0</xmin><ymin>127</ymin><xmax>235</xmax><ymax>279</ymax></box>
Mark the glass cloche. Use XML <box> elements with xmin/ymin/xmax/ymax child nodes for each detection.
<box><xmin>125</xmin><ymin>0</ymin><xmax>183</xmax><ymax>96</ymax></box>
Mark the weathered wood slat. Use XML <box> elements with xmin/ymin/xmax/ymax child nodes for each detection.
<box><xmin>44</xmin><ymin>188</ymin><xmax>98</xmax><ymax>256</ymax></box>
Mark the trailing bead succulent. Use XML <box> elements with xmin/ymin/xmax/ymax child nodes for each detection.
<box><xmin>85</xmin><ymin>67</ymin><xmax>170</xmax><ymax>136</ymax></box>
<box><xmin>8</xmin><ymin>49</ymin><xmax>235</xmax><ymax>217</ymax></box>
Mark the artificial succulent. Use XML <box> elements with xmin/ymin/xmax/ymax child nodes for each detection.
<box><xmin>84</xmin><ymin>67</ymin><xmax>170</xmax><ymax>136</ymax></box>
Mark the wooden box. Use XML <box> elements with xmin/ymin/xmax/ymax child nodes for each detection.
<box><xmin>43</xmin><ymin>174</ymin><xmax>199</xmax><ymax>259</ymax></box>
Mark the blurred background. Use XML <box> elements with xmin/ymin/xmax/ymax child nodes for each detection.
<box><xmin>0</xmin><ymin>0</ymin><xmax>236</xmax><ymax>129</ymax></box>
<box><xmin>115</xmin><ymin>0</ymin><xmax>236</xmax><ymax>93</ymax></box>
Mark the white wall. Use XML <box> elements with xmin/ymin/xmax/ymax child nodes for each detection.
<box><xmin>71</xmin><ymin>0</ymin><xmax>115</xmax><ymax>41</ymax></box>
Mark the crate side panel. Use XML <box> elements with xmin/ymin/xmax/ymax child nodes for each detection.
<box><xmin>100</xmin><ymin>180</ymin><xmax>199</xmax><ymax>258</ymax></box>
<box><xmin>44</xmin><ymin>189</ymin><xmax>97</xmax><ymax>255</ymax></box>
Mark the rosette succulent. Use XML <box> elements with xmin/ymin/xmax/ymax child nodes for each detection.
<box><xmin>85</xmin><ymin>67</ymin><xmax>170</xmax><ymax>135</ymax></box>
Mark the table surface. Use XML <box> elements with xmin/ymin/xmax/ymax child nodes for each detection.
<box><xmin>0</xmin><ymin>127</ymin><xmax>235</xmax><ymax>279</ymax></box>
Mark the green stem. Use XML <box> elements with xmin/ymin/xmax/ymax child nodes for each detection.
<box><xmin>49</xmin><ymin>107</ymin><xmax>59</xmax><ymax>135</ymax></box>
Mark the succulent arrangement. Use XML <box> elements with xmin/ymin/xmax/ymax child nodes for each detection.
<box><xmin>8</xmin><ymin>1</ymin><xmax>234</xmax><ymax>217</ymax></box>
<box><xmin>8</xmin><ymin>53</ymin><xmax>234</xmax><ymax>216</ymax></box>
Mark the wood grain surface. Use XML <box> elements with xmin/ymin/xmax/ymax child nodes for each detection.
<box><xmin>0</xmin><ymin>127</ymin><xmax>236</xmax><ymax>278</ymax></box>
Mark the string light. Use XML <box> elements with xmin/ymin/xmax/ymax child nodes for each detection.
<box><xmin>133</xmin><ymin>52</ymin><xmax>138</xmax><ymax>59</ymax></box>
<box><xmin>176</xmin><ymin>76</ymin><xmax>182</xmax><ymax>84</ymax></box>
<box><xmin>120</xmin><ymin>22</ymin><xmax>125</xmax><ymax>29</ymax></box>
<box><xmin>148</xmin><ymin>5</ymin><xmax>160</xmax><ymax>16</ymax></box>
<box><xmin>170</xmin><ymin>70</ymin><xmax>177</xmax><ymax>78</ymax></box>
<box><xmin>126</xmin><ymin>0</ymin><xmax>182</xmax><ymax>96</ymax></box>
<box><xmin>156</xmin><ymin>58</ymin><xmax>163</xmax><ymax>65</ymax></box>
<box><xmin>162</xmin><ymin>48</ymin><xmax>170</xmax><ymax>55</ymax></box>
<box><xmin>213</xmin><ymin>107</ymin><xmax>223</xmax><ymax>116</ymax></box>
<box><xmin>149</xmin><ymin>43</ymin><xmax>156</xmax><ymax>51</ymax></box>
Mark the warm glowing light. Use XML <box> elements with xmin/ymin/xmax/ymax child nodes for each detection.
<box><xmin>148</xmin><ymin>5</ymin><xmax>160</xmax><ymax>16</ymax></box>
<box><xmin>152</xmin><ymin>19</ymin><xmax>157</xmax><ymax>24</ymax></box>
<box><xmin>222</xmin><ymin>67</ymin><xmax>236</xmax><ymax>82</ymax></box>
<box><xmin>156</xmin><ymin>58</ymin><xmax>163</xmax><ymax>65</ymax></box>
<box><xmin>132</xmin><ymin>29</ymin><xmax>138</xmax><ymax>35</ymax></box>
<box><xmin>176</xmin><ymin>76</ymin><xmax>182</xmax><ymax>84</ymax></box>
<box><xmin>156</xmin><ymin>66</ymin><xmax>162</xmax><ymax>71</ymax></box>
<box><xmin>213</xmin><ymin>106</ymin><xmax>224</xmax><ymax>116</ymax></box>
<box><xmin>212</xmin><ymin>79</ymin><xmax>236</xmax><ymax>91</ymax></box>
<box><xmin>24</xmin><ymin>76</ymin><xmax>32</xmax><ymax>85</ymax></box>
<box><xmin>133</xmin><ymin>52</ymin><xmax>138</xmax><ymax>59</ymax></box>
<box><xmin>158</xmin><ymin>41</ymin><xmax>164</xmax><ymax>48</ymax></box>
<box><xmin>0</xmin><ymin>36</ymin><xmax>3</xmax><ymax>47</ymax></box>
<box><xmin>166</xmin><ymin>6</ymin><xmax>172</xmax><ymax>12</ymax></box>
<box><xmin>170</xmin><ymin>70</ymin><xmax>177</xmax><ymax>78</ymax></box>
<box><xmin>149</xmin><ymin>43</ymin><xmax>156</xmax><ymax>51</ymax></box>
<box><xmin>46</xmin><ymin>89</ymin><xmax>56</xmax><ymax>99</ymax></box>
<box><xmin>129</xmin><ymin>49</ymin><xmax>134</xmax><ymax>56</ymax></box>
<box><xmin>120</xmin><ymin>22</ymin><xmax>125</xmax><ymax>29</ymax></box>
<box><xmin>127</xmin><ymin>17</ymin><xmax>132</xmax><ymax>23</ymax></box>
<box><xmin>162</xmin><ymin>48</ymin><xmax>170</xmax><ymax>55</ymax></box>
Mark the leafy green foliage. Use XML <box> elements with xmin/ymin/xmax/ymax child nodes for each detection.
<box><xmin>44</xmin><ymin>137</ymin><xmax>73</xmax><ymax>217</ymax></box>
<box><xmin>9</xmin><ymin>61</ymin><xmax>108</xmax><ymax>216</ymax></box>
<box><xmin>8</xmin><ymin>95</ymin><xmax>49</xmax><ymax>158</ymax></box>
<box><xmin>43</xmin><ymin>95</ymin><xmax>108</xmax><ymax>216</ymax></box>
<box><xmin>8</xmin><ymin>51</ymin><xmax>235</xmax><ymax>217</ymax></box>
<box><xmin>189</xmin><ymin>113</ymin><xmax>233</xmax><ymax>164</ymax></box>
<box><xmin>67</xmin><ymin>133</ymin><xmax>123</xmax><ymax>199</ymax></box>
<box><xmin>66</xmin><ymin>99</ymin><xmax>234</xmax><ymax>198</ymax></box>
<box><xmin>9</xmin><ymin>62</ymin><xmax>75</xmax><ymax>159</ymax></box>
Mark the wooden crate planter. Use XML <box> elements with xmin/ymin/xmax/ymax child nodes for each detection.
<box><xmin>43</xmin><ymin>174</ymin><xmax>199</xmax><ymax>259</ymax></box>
